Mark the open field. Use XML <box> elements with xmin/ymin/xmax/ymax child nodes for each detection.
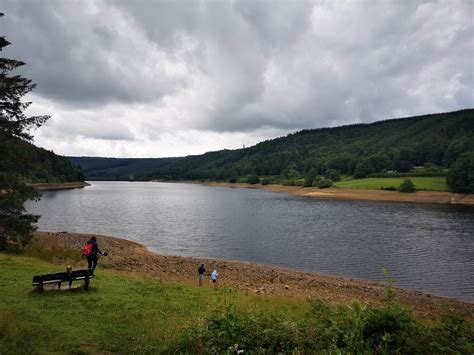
<box><xmin>1</xmin><ymin>232</ymin><xmax>473</xmax><ymax>353</ymax></box>
<box><xmin>334</xmin><ymin>177</ymin><xmax>448</xmax><ymax>191</ymax></box>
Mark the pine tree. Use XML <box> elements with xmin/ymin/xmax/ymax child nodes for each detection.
<box><xmin>0</xmin><ymin>13</ymin><xmax>50</xmax><ymax>251</ymax></box>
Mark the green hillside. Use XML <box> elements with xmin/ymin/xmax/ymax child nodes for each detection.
<box><xmin>152</xmin><ymin>109</ymin><xmax>473</xmax><ymax>184</ymax></box>
<box><xmin>68</xmin><ymin>156</ymin><xmax>181</xmax><ymax>181</ymax></box>
<box><xmin>1</xmin><ymin>137</ymin><xmax>84</xmax><ymax>183</ymax></box>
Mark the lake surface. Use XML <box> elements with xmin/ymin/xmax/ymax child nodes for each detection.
<box><xmin>26</xmin><ymin>181</ymin><xmax>474</xmax><ymax>302</ymax></box>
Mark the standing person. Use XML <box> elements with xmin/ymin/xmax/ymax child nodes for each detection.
<box><xmin>198</xmin><ymin>263</ymin><xmax>206</xmax><ymax>286</ymax></box>
<box><xmin>85</xmin><ymin>236</ymin><xmax>106</xmax><ymax>270</ymax></box>
<box><xmin>211</xmin><ymin>269</ymin><xmax>218</xmax><ymax>288</ymax></box>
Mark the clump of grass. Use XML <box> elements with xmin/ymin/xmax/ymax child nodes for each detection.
<box><xmin>0</xmin><ymin>306</ymin><xmax>31</xmax><ymax>353</ymax></box>
<box><xmin>23</xmin><ymin>244</ymin><xmax>82</xmax><ymax>264</ymax></box>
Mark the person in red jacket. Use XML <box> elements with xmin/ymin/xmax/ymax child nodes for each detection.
<box><xmin>86</xmin><ymin>236</ymin><xmax>107</xmax><ymax>269</ymax></box>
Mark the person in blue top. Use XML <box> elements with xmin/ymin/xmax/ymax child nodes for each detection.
<box><xmin>211</xmin><ymin>269</ymin><xmax>218</xmax><ymax>287</ymax></box>
<box><xmin>86</xmin><ymin>236</ymin><xmax>107</xmax><ymax>269</ymax></box>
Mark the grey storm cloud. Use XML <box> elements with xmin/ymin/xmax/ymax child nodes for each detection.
<box><xmin>0</xmin><ymin>0</ymin><xmax>472</xmax><ymax>156</ymax></box>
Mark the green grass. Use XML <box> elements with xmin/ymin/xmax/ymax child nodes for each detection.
<box><xmin>334</xmin><ymin>177</ymin><xmax>448</xmax><ymax>191</ymax></box>
<box><xmin>1</xmin><ymin>252</ymin><xmax>472</xmax><ymax>354</ymax></box>
<box><xmin>0</xmin><ymin>253</ymin><xmax>307</xmax><ymax>354</ymax></box>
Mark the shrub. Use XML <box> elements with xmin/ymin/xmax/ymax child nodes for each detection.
<box><xmin>294</xmin><ymin>179</ymin><xmax>305</xmax><ymax>186</ymax></box>
<box><xmin>171</xmin><ymin>307</ymin><xmax>300</xmax><ymax>353</ymax></box>
<box><xmin>353</xmin><ymin>159</ymin><xmax>375</xmax><ymax>179</ymax></box>
<box><xmin>317</xmin><ymin>178</ymin><xmax>333</xmax><ymax>189</ymax></box>
<box><xmin>260</xmin><ymin>178</ymin><xmax>271</xmax><ymax>185</ymax></box>
<box><xmin>325</xmin><ymin>169</ymin><xmax>341</xmax><ymax>182</ymax></box>
<box><xmin>447</xmin><ymin>152</ymin><xmax>474</xmax><ymax>193</ymax></box>
<box><xmin>363</xmin><ymin>305</ymin><xmax>415</xmax><ymax>352</ymax></box>
<box><xmin>169</xmin><ymin>295</ymin><xmax>474</xmax><ymax>354</ymax></box>
<box><xmin>246</xmin><ymin>174</ymin><xmax>260</xmax><ymax>184</ymax></box>
<box><xmin>303</xmin><ymin>177</ymin><xmax>313</xmax><ymax>187</ymax></box>
<box><xmin>311</xmin><ymin>177</ymin><xmax>321</xmax><ymax>187</ymax></box>
<box><xmin>399</xmin><ymin>178</ymin><xmax>416</xmax><ymax>193</ymax></box>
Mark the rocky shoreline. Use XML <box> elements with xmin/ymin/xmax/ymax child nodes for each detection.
<box><xmin>33</xmin><ymin>231</ymin><xmax>473</xmax><ymax>319</ymax></box>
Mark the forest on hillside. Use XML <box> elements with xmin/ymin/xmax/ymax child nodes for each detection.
<box><xmin>68</xmin><ymin>156</ymin><xmax>181</xmax><ymax>181</ymax></box>
<box><xmin>70</xmin><ymin>109</ymin><xmax>474</xmax><ymax>192</ymax></box>
<box><xmin>1</xmin><ymin>137</ymin><xmax>84</xmax><ymax>184</ymax></box>
<box><xmin>151</xmin><ymin>110</ymin><xmax>473</xmax><ymax>187</ymax></box>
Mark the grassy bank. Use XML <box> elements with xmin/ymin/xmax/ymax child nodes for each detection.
<box><xmin>1</xmin><ymin>250</ymin><xmax>473</xmax><ymax>354</ymax></box>
<box><xmin>0</xmin><ymin>253</ymin><xmax>306</xmax><ymax>353</ymax></box>
<box><xmin>334</xmin><ymin>177</ymin><xmax>448</xmax><ymax>191</ymax></box>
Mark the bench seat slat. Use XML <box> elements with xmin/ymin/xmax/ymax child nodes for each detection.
<box><xmin>32</xmin><ymin>269</ymin><xmax>94</xmax><ymax>287</ymax></box>
<box><xmin>32</xmin><ymin>275</ymin><xmax>94</xmax><ymax>286</ymax></box>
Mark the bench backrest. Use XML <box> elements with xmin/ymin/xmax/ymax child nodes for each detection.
<box><xmin>33</xmin><ymin>269</ymin><xmax>94</xmax><ymax>283</ymax></box>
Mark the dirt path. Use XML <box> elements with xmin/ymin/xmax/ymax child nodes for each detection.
<box><xmin>33</xmin><ymin>232</ymin><xmax>473</xmax><ymax>319</ymax></box>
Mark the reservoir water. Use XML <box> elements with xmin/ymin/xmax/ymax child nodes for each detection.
<box><xmin>26</xmin><ymin>181</ymin><xmax>474</xmax><ymax>302</ymax></box>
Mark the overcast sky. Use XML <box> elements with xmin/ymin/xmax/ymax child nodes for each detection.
<box><xmin>2</xmin><ymin>0</ymin><xmax>473</xmax><ymax>158</ymax></box>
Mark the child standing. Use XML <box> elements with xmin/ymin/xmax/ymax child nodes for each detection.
<box><xmin>211</xmin><ymin>269</ymin><xmax>218</xmax><ymax>287</ymax></box>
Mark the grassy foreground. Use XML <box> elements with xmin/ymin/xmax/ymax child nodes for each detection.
<box><xmin>0</xmin><ymin>253</ymin><xmax>306</xmax><ymax>354</ymax></box>
<box><xmin>334</xmin><ymin>177</ymin><xmax>448</xmax><ymax>191</ymax></box>
<box><xmin>1</xmin><ymin>252</ymin><xmax>473</xmax><ymax>354</ymax></box>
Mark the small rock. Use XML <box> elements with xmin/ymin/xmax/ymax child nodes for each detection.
<box><xmin>284</xmin><ymin>285</ymin><xmax>289</xmax><ymax>290</ymax></box>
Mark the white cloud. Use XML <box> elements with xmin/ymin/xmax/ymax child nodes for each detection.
<box><xmin>2</xmin><ymin>0</ymin><xmax>473</xmax><ymax>157</ymax></box>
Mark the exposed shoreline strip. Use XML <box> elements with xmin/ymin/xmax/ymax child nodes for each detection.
<box><xmin>33</xmin><ymin>231</ymin><xmax>474</xmax><ymax>318</ymax></box>
<box><xmin>195</xmin><ymin>182</ymin><xmax>474</xmax><ymax>205</ymax></box>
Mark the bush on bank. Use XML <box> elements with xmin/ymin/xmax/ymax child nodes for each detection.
<box><xmin>170</xmin><ymin>299</ymin><xmax>473</xmax><ymax>354</ymax></box>
<box><xmin>399</xmin><ymin>178</ymin><xmax>416</xmax><ymax>192</ymax></box>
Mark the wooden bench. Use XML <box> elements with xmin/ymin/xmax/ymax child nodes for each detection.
<box><xmin>32</xmin><ymin>269</ymin><xmax>94</xmax><ymax>293</ymax></box>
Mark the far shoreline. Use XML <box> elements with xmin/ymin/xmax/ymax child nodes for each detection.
<box><xmin>153</xmin><ymin>180</ymin><xmax>474</xmax><ymax>206</ymax></box>
<box><xmin>28</xmin><ymin>181</ymin><xmax>90</xmax><ymax>191</ymax></box>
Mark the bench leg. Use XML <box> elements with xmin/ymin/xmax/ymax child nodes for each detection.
<box><xmin>85</xmin><ymin>275</ymin><xmax>90</xmax><ymax>291</ymax></box>
<box><xmin>58</xmin><ymin>282</ymin><xmax>61</xmax><ymax>289</ymax></box>
<box><xmin>69</xmin><ymin>279</ymin><xmax>73</xmax><ymax>289</ymax></box>
<box><xmin>38</xmin><ymin>281</ymin><xmax>43</xmax><ymax>293</ymax></box>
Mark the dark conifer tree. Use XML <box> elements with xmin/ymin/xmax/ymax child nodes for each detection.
<box><xmin>0</xmin><ymin>13</ymin><xmax>50</xmax><ymax>251</ymax></box>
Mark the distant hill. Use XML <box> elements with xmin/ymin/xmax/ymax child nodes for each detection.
<box><xmin>1</xmin><ymin>137</ymin><xmax>84</xmax><ymax>183</ymax></box>
<box><xmin>152</xmin><ymin>109</ymin><xmax>473</xmax><ymax>182</ymax></box>
<box><xmin>69</xmin><ymin>109</ymin><xmax>473</xmax><ymax>184</ymax></box>
<box><xmin>68</xmin><ymin>156</ymin><xmax>181</xmax><ymax>181</ymax></box>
